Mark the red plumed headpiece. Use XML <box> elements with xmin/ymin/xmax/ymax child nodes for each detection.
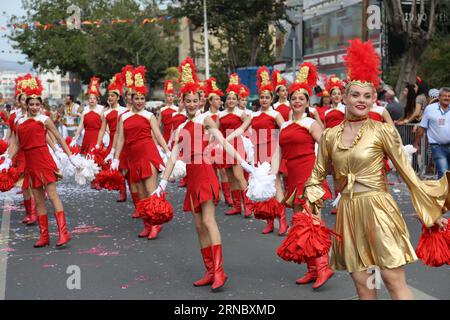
<box><xmin>88</xmin><ymin>76</ymin><xmax>101</xmax><ymax>96</ymax></box>
<box><xmin>14</xmin><ymin>75</ymin><xmax>27</xmax><ymax>97</ymax></box>
<box><xmin>288</xmin><ymin>62</ymin><xmax>318</xmax><ymax>96</ymax></box>
<box><xmin>178</xmin><ymin>57</ymin><xmax>199</xmax><ymax>96</ymax></box>
<box><xmin>198</xmin><ymin>80</ymin><xmax>207</xmax><ymax>93</ymax></box>
<box><xmin>108</xmin><ymin>73</ymin><xmax>124</xmax><ymax>96</ymax></box>
<box><xmin>205</xmin><ymin>77</ymin><xmax>224</xmax><ymax>98</ymax></box>
<box><xmin>256</xmin><ymin>67</ymin><xmax>273</xmax><ymax>94</ymax></box>
<box><xmin>325</xmin><ymin>75</ymin><xmax>344</xmax><ymax>95</ymax></box>
<box><xmin>239</xmin><ymin>84</ymin><xmax>250</xmax><ymax>99</ymax></box>
<box><xmin>121</xmin><ymin>65</ymin><xmax>135</xmax><ymax>92</ymax></box>
<box><xmin>21</xmin><ymin>75</ymin><xmax>44</xmax><ymax>99</ymax></box>
<box><xmin>132</xmin><ymin>66</ymin><xmax>148</xmax><ymax>96</ymax></box>
<box><xmin>272</xmin><ymin>70</ymin><xmax>287</xmax><ymax>92</ymax></box>
<box><xmin>343</xmin><ymin>38</ymin><xmax>381</xmax><ymax>90</ymax></box>
<box><xmin>226</xmin><ymin>73</ymin><xmax>241</xmax><ymax>96</ymax></box>
<box><xmin>164</xmin><ymin>80</ymin><xmax>175</xmax><ymax>95</ymax></box>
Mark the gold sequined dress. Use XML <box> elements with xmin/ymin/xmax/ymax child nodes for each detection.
<box><xmin>304</xmin><ymin>119</ymin><xmax>450</xmax><ymax>273</ymax></box>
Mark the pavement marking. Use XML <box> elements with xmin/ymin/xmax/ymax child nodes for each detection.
<box><xmin>0</xmin><ymin>194</ymin><xmax>13</xmax><ymax>300</ymax></box>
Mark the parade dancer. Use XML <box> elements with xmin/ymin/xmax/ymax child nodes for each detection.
<box><xmin>227</xmin><ymin>67</ymin><xmax>288</xmax><ymax>235</ymax></box>
<box><xmin>111</xmin><ymin>66</ymin><xmax>171</xmax><ymax>240</ymax></box>
<box><xmin>71</xmin><ymin>77</ymin><xmax>103</xmax><ymax>155</ymax></box>
<box><xmin>154</xmin><ymin>57</ymin><xmax>254</xmax><ymax>290</ymax></box>
<box><xmin>217</xmin><ymin>74</ymin><xmax>252</xmax><ymax>216</ymax></box>
<box><xmin>315</xmin><ymin>89</ymin><xmax>331</xmax><ymax>123</ymax></box>
<box><xmin>272</xmin><ymin>70</ymin><xmax>291</xmax><ymax>121</ymax></box>
<box><xmin>303</xmin><ymin>39</ymin><xmax>449</xmax><ymax>299</ymax></box>
<box><xmin>272</xmin><ymin>62</ymin><xmax>333</xmax><ymax>287</ymax></box>
<box><xmin>2</xmin><ymin>76</ymin><xmax>74</xmax><ymax>248</ymax></box>
<box><xmin>204</xmin><ymin>77</ymin><xmax>233</xmax><ymax>206</ymax></box>
<box><xmin>158</xmin><ymin>80</ymin><xmax>178</xmax><ymax>144</ymax></box>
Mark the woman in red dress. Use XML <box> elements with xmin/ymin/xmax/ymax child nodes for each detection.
<box><xmin>272</xmin><ymin>70</ymin><xmax>291</xmax><ymax>121</ymax></box>
<box><xmin>112</xmin><ymin>66</ymin><xmax>171</xmax><ymax>240</ymax></box>
<box><xmin>315</xmin><ymin>90</ymin><xmax>331</xmax><ymax>123</ymax></box>
<box><xmin>3</xmin><ymin>76</ymin><xmax>74</xmax><ymax>248</ymax></box>
<box><xmin>271</xmin><ymin>62</ymin><xmax>333</xmax><ymax>288</ymax></box>
<box><xmin>155</xmin><ymin>57</ymin><xmax>254</xmax><ymax>291</ymax></box>
<box><xmin>158</xmin><ymin>80</ymin><xmax>178</xmax><ymax>144</ymax></box>
<box><xmin>5</xmin><ymin>75</ymin><xmax>38</xmax><ymax>225</ymax></box>
<box><xmin>71</xmin><ymin>77</ymin><xmax>103</xmax><ymax>155</ymax></box>
<box><xmin>215</xmin><ymin>74</ymin><xmax>252</xmax><ymax>216</ymax></box>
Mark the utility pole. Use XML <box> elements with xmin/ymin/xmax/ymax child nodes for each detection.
<box><xmin>292</xmin><ymin>25</ymin><xmax>296</xmax><ymax>72</ymax></box>
<box><xmin>203</xmin><ymin>0</ymin><xmax>210</xmax><ymax>78</ymax></box>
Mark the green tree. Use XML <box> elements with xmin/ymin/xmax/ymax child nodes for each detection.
<box><xmin>8</xmin><ymin>0</ymin><xmax>179</xmax><ymax>92</ymax></box>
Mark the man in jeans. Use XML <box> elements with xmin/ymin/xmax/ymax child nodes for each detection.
<box><xmin>414</xmin><ymin>87</ymin><xmax>450</xmax><ymax>178</ymax></box>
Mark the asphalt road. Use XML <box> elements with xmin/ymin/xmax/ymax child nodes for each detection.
<box><xmin>0</xmin><ymin>173</ymin><xmax>449</xmax><ymax>300</ymax></box>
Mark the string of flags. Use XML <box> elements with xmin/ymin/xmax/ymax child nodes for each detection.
<box><xmin>0</xmin><ymin>15</ymin><xmax>176</xmax><ymax>32</ymax></box>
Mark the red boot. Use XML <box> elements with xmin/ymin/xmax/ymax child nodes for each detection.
<box><xmin>312</xmin><ymin>255</ymin><xmax>334</xmax><ymax>289</ymax></box>
<box><xmin>55</xmin><ymin>211</ymin><xmax>71</xmax><ymax>247</ymax></box>
<box><xmin>138</xmin><ymin>219</ymin><xmax>152</xmax><ymax>238</ymax></box>
<box><xmin>148</xmin><ymin>224</ymin><xmax>163</xmax><ymax>240</ymax></box>
<box><xmin>26</xmin><ymin>197</ymin><xmax>38</xmax><ymax>226</ymax></box>
<box><xmin>278</xmin><ymin>208</ymin><xmax>289</xmax><ymax>236</ymax></box>
<box><xmin>262</xmin><ymin>219</ymin><xmax>274</xmax><ymax>234</ymax></box>
<box><xmin>22</xmin><ymin>199</ymin><xmax>32</xmax><ymax>224</ymax></box>
<box><xmin>131</xmin><ymin>192</ymin><xmax>141</xmax><ymax>219</ymax></box>
<box><xmin>296</xmin><ymin>257</ymin><xmax>317</xmax><ymax>284</ymax></box>
<box><xmin>242</xmin><ymin>191</ymin><xmax>253</xmax><ymax>218</ymax></box>
<box><xmin>34</xmin><ymin>215</ymin><xmax>50</xmax><ymax>248</ymax></box>
<box><xmin>221</xmin><ymin>182</ymin><xmax>233</xmax><ymax>207</ymax></box>
<box><xmin>226</xmin><ymin>190</ymin><xmax>242</xmax><ymax>215</ymax></box>
<box><xmin>193</xmin><ymin>247</ymin><xmax>214</xmax><ymax>287</ymax></box>
<box><xmin>116</xmin><ymin>181</ymin><xmax>127</xmax><ymax>202</ymax></box>
<box><xmin>211</xmin><ymin>244</ymin><xmax>228</xmax><ymax>291</ymax></box>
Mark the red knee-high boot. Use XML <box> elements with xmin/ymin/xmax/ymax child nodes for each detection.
<box><xmin>26</xmin><ymin>197</ymin><xmax>38</xmax><ymax>225</ymax></box>
<box><xmin>296</xmin><ymin>257</ymin><xmax>317</xmax><ymax>284</ymax></box>
<box><xmin>226</xmin><ymin>190</ymin><xmax>242</xmax><ymax>215</ymax></box>
<box><xmin>138</xmin><ymin>218</ymin><xmax>152</xmax><ymax>238</ymax></box>
<box><xmin>262</xmin><ymin>219</ymin><xmax>274</xmax><ymax>234</ymax></box>
<box><xmin>131</xmin><ymin>192</ymin><xmax>141</xmax><ymax>219</ymax></box>
<box><xmin>211</xmin><ymin>244</ymin><xmax>228</xmax><ymax>291</ymax></box>
<box><xmin>54</xmin><ymin>211</ymin><xmax>71</xmax><ymax>247</ymax></box>
<box><xmin>278</xmin><ymin>207</ymin><xmax>289</xmax><ymax>236</ymax></box>
<box><xmin>221</xmin><ymin>182</ymin><xmax>233</xmax><ymax>207</ymax></box>
<box><xmin>148</xmin><ymin>224</ymin><xmax>163</xmax><ymax>240</ymax></box>
<box><xmin>34</xmin><ymin>215</ymin><xmax>50</xmax><ymax>248</ymax></box>
<box><xmin>193</xmin><ymin>247</ymin><xmax>214</xmax><ymax>287</ymax></box>
<box><xmin>22</xmin><ymin>198</ymin><xmax>32</xmax><ymax>224</ymax></box>
<box><xmin>242</xmin><ymin>191</ymin><xmax>253</xmax><ymax>218</ymax></box>
<box><xmin>117</xmin><ymin>180</ymin><xmax>127</xmax><ymax>202</ymax></box>
<box><xmin>312</xmin><ymin>255</ymin><xmax>334</xmax><ymax>289</ymax></box>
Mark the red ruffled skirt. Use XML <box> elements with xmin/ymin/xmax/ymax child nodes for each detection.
<box><xmin>285</xmin><ymin>154</ymin><xmax>332</xmax><ymax>207</ymax></box>
<box><xmin>23</xmin><ymin>146</ymin><xmax>61</xmax><ymax>188</ymax></box>
<box><xmin>126</xmin><ymin>139</ymin><xmax>164</xmax><ymax>183</ymax></box>
<box><xmin>81</xmin><ymin>129</ymin><xmax>100</xmax><ymax>155</ymax></box>
<box><xmin>184</xmin><ymin>163</ymin><xmax>220</xmax><ymax>213</ymax></box>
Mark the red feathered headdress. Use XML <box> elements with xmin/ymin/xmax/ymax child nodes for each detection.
<box><xmin>88</xmin><ymin>76</ymin><xmax>101</xmax><ymax>96</ymax></box>
<box><xmin>226</xmin><ymin>73</ymin><xmax>241</xmax><ymax>96</ymax></box>
<box><xmin>198</xmin><ymin>80</ymin><xmax>207</xmax><ymax>93</ymax></box>
<box><xmin>178</xmin><ymin>57</ymin><xmax>199</xmax><ymax>96</ymax></box>
<box><xmin>15</xmin><ymin>75</ymin><xmax>26</xmax><ymax>97</ymax></box>
<box><xmin>21</xmin><ymin>75</ymin><xmax>44</xmax><ymax>99</ymax></box>
<box><xmin>164</xmin><ymin>80</ymin><xmax>175</xmax><ymax>95</ymax></box>
<box><xmin>272</xmin><ymin>70</ymin><xmax>287</xmax><ymax>92</ymax></box>
<box><xmin>121</xmin><ymin>65</ymin><xmax>134</xmax><ymax>92</ymax></box>
<box><xmin>132</xmin><ymin>66</ymin><xmax>148</xmax><ymax>96</ymax></box>
<box><xmin>343</xmin><ymin>39</ymin><xmax>381</xmax><ymax>90</ymax></box>
<box><xmin>288</xmin><ymin>62</ymin><xmax>318</xmax><ymax>97</ymax></box>
<box><xmin>325</xmin><ymin>75</ymin><xmax>344</xmax><ymax>95</ymax></box>
<box><xmin>108</xmin><ymin>73</ymin><xmax>124</xmax><ymax>96</ymax></box>
<box><xmin>256</xmin><ymin>67</ymin><xmax>273</xmax><ymax>95</ymax></box>
<box><xmin>239</xmin><ymin>84</ymin><xmax>250</xmax><ymax>99</ymax></box>
<box><xmin>205</xmin><ymin>77</ymin><xmax>224</xmax><ymax>98</ymax></box>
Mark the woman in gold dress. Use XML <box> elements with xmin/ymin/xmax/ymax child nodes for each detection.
<box><xmin>303</xmin><ymin>39</ymin><xmax>449</xmax><ymax>300</ymax></box>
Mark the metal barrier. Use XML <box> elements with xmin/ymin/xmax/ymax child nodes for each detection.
<box><xmin>395</xmin><ymin>123</ymin><xmax>436</xmax><ymax>178</ymax></box>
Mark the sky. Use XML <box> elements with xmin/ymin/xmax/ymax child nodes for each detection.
<box><xmin>0</xmin><ymin>0</ymin><xmax>27</xmax><ymax>62</ymax></box>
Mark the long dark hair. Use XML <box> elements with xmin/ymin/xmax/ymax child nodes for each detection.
<box><xmin>404</xmin><ymin>84</ymin><xmax>417</xmax><ymax>119</ymax></box>
<box><xmin>319</xmin><ymin>95</ymin><xmax>331</xmax><ymax>107</ymax></box>
<box><xmin>288</xmin><ymin>91</ymin><xmax>311</xmax><ymax>118</ymax></box>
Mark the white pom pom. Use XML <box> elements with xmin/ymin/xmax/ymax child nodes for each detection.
<box><xmin>403</xmin><ymin>144</ymin><xmax>417</xmax><ymax>165</ymax></box>
<box><xmin>246</xmin><ymin>162</ymin><xmax>276</xmax><ymax>201</ymax></box>
<box><xmin>241</xmin><ymin>136</ymin><xmax>254</xmax><ymax>164</ymax></box>
<box><xmin>56</xmin><ymin>151</ymin><xmax>75</xmax><ymax>177</ymax></box>
<box><xmin>331</xmin><ymin>193</ymin><xmax>341</xmax><ymax>207</ymax></box>
<box><xmin>74</xmin><ymin>155</ymin><xmax>101</xmax><ymax>185</ymax></box>
<box><xmin>169</xmin><ymin>160</ymin><xmax>186</xmax><ymax>180</ymax></box>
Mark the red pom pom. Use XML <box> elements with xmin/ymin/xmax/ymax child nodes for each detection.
<box><xmin>88</xmin><ymin>147</ymin><xmax>107</xmax><ymax>168</ymax></box>
<box><xmin>277</xmin><ymin>205</ymin><xmax>340</xmax><ymax>264</ymax></box>
<box><xmin>92</xmin><ymin>168</ymin><xmax>125</xmax><ymax>191</ymax></box>
<box><xmin>137</xmin><ymin>194</ymin><xmax>174</xmax><ymax>225</ymax></box>
<box><xmin>252</xmin><ymin>198</ymin><xmax>283</xmax><ymax>220</ymax></box>
<box><xmin>0</xmin><ymin>140</ymin><xmax>8</xmax><ymax>155</ymax></box>
<box><xmin>0</xmin><ymin>165</ymin><xmax>20</xmax><ymax>192</ymax></box>
<box><xmin>65</xmin><ymin>137</ymin><xmax>80</xmax><ymax>155</ymax></box>
<box><xmin>416</xmin><ymin>220</ymin><xmax>450</xmax><ymax>267</ymax></box>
